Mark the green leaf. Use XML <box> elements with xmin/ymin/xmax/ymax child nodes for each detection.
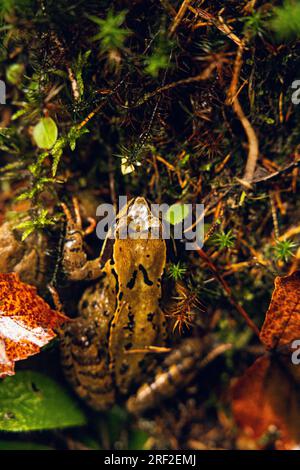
<box><xmin>167</xmin><ymin>261</ymin><xmax>187</xmax><ymax>280</ymax></box>
<box><xmin>164</xmin><ymin>203</ymin><xmax>190</xmax><ymax>225</ymax></box>
<box><xmin>274</xmin><ymin>239</ymin><xmax>297</xmax><ymax>262</ymax></box>
<box><xmin>73</xmin><ymin>50</ymin><xmax>91</xmax><ymax>99</ymax></box>
<box><xmin>145</xmin><ymin>51</ymin><xmax>169</xmax><ymax>77</ymax></box>
<box><xmin>128</xmin><ymin>430</ymin><xmax>149</xmax><ymax>450</ymax></box>
<box><xmin>20</xmin><ymin>226</ymin><xmax>35</xmax><ymax>241</ymax></box>
<box><xmin>6</xmin><ymin>63</ymin><xmax>24</xmax><ymax>85</ymax></box>
<box><xmin>270</xmin><ymin>1</ymin><xmax>300</xmax><ymax>39</ymax></box>
<box><xmin>0</xmin><ymin>371</ymin><xmax>86</xmax><ymax>431</ymax></box>
<box><xmin>51</xmin><ymin>139</ymin><xmax>64</xmax><ymax>176</ymax></box>
<box><xmin>68</xmin><ymin>125</ymin><xmax>89</xmax><ymax>152</ymax></box>
<box><xmin>87</xmin><ymin>10</ymin><xmax>130</xmax><ymax>52</ymax></box>
<box><xmin>104</xmin><ymin>405</ymin><xmax>128</xmax><ymax>444</ymax></box>
<box><xmin>33</xmin><ymin>117</ymin><xmax>58</xmax><ymax>149</ymax></box>
<box><xmin>11</xmin><ymin>108</ymin><xmax>27</xmax><ymax>121</ymax></box>
<box><xmin>0</xmin><ymin>440</ymin><xmax>53</xmax><ymax>450</ymax></box>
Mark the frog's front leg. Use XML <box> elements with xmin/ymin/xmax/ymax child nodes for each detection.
<box><xmin>62</xmin><ymin>198</ymin><xmax>103</xmax><ymax>281</ymax></box>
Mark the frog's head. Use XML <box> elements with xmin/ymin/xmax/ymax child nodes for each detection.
<box><xmin>116</xmin><ymin>197</ymin><xmax>161</xmax><ymax>239</ymax></box>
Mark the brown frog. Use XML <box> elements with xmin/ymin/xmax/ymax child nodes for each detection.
<box><xmin>60</xmin><ymin>197</ymin><xmax>205</xmax><ymax>413</ymax></box>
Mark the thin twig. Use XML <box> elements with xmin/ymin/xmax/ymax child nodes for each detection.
<box><xmin>169</xmin><ymin>0</ymin><xmax>193</xmax><ymax>36</ymax></box>
<box><xmin>198</xmin><ymin>343</ymin><xmax>233</xmax><ymax>369</ymax></box>
<box><xmin>66</xmin><ymin>65</ymin><xmax>80</xmax><ymax>102</ymax></box>
<box><xmin>227</xmin><ymin>44</ymin><xmax>259</xmax><ymax>186</ymax></box>
<box><xmin>252</xmin><ymin>159</ymin><xmax>300</xmax><ymax>184</ymax></box>
<box><xmin>191</xmin><ymin>7</ymin><xmax>242</xmax><ymax>47</ymax></box>
<box><xmin>131</xmin><ymin>62</ymin><xmax>219</xmax><ymax>109</ymax></box>
<box><xmin>269</xmin><ymin>191</ymin><xmax>280</xmax><ymax>239</ymax></box>
<box><xmin>196</xmin><ymin>247</ymin><xmax>260</xmax><ymax>337</ymax></box>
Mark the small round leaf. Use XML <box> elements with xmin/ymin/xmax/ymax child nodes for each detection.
<box><xmin>164</xmin><ymin>203</ymin><xmax>190</xmax><ymax>226</ymax></box>
<box><xmin>33</xmin><ymin>117</ymin><xmax>58</xmax><ymax>149</ymax></box>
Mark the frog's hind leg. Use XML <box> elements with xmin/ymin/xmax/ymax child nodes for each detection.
<box><xmin>126</xmin><ymin>338</ymin><xmax>232</xmax><ymax>414</ymax></box>
<box><xmin>60</xmin><ymin>317</ymin><xmax>115</xmax><ymax>411</ymax></box>
<box><xmin>126</xmin><ymin>337</ymin><xmax>204</xmax><ymax>415</ymax></box>
<box><xmin>61</xmin><ymin>198</ymin><xmax>103</xmax><ymax>281</ymax></box>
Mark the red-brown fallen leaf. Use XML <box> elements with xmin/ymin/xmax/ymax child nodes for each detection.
<box><xmin>232</xmin><ymin>356</ymin><xmax>300</xmax><ymax>450</ymax></box>
<box><xmin>232</xmin><ymin>271</ymin><xmax>300</xmax><ymax>450</ymax></box>
<box><xmin>260</xmin><ymin>271</ymin><xmax>300</xmax><ymax>351</ymax></box>
<box><xmin>0</xmin><ymin>273</ymin><xmax>67</xmax><ymax>378</ymax></box>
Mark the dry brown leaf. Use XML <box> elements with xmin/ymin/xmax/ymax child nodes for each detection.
<box><xmin>0</xmin><ymin>273</ymin><xmax>67</xmax><ymax>377</ymax></box>
<box><xmin>232</xmin><ymin>271</ymin><xmax>300</xmax><ymax>449</ymax></box>
<box><xmin>232</xmin><ymin>356</ymin><xmax>300</xmax><ymax>450</ymax></box>
<box><xmin>260</xmin><ymin>271</ymin><xmax>300</xmax><ymax>351</ymax></box>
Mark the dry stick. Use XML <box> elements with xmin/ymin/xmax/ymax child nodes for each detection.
<box><xmin>51</xmin><ymin>31</ymin><xmax>80</xmax><ymax>102</ymax></box>
<box><xmin>77</xmin><ymin>72</ymin><xmax>131</xmax><ymax>130</ymax></box>
<box><xmin>198</xmin><ymin>343</ymin><xmax>233</xmax><ymax>369</ymax></box>
<box><xmin>67</xmin><ymin>65</ymin><xmax>80</xmax><ymax>102</ymax></box>
<box><xmin>252</xmin><ymin>159</ymin><xmax>300</xmax><ymax>184</ymax></box>
<box><xmin>234</xmin><ymin>99</ymin><xmax>259</xmax><ymax>185</ymax></box>
<box><xmin>279</xmin><ymin>224</ymin><xmax>300</xmax><ymax>242</ymax></box>
<box><xmin>190</xmin><ymin>6</ymin><xmax>242</xmax><ymax>47</ymax></box>
<box><xmin>243</xmin><ymin>0</ymin><xmax>257</xmax><ymax>13</ymax></box>
<box><xmin>132</xmin><ymin>62</ymin><xmax>219</xmax><ymax>108</ymax></box>
<box><xmin>196</xmin><ymin>247</ymin><xmax>260</xmax><ymax>337</ymax></box>
<box><xmin>269</xmin><ymin>191</ymin><xmax>280</xmax><ymax>239</ymax></box>
<box><xmin>169</xmin><ymin>0</ymin><xmax>194</xmax><ymax>36</ymax></box>
<box><xmin>227</xmin><ymin>44</ymin><xmax>259</xmax><ymax>186</ymax></box>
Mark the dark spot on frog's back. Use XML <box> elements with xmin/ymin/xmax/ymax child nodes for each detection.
<box><xmin>147</xmin><ymin>312</ymin><xmax>155</xmax><ymax>322</ymax></box>
<box><xmin>111</xmin><ymin>268</ymin><xmax>119</xmax><ymax>292</ymax></box>
<box><xmin>124</xmin><ymin>312</ymin><xmax>135</xmax><ymax>332</ymax></box>
<box><xmin>126</xmin><ymin>270</ymin><xmax>138</xmax><ymax>289</ymax></box>
<box><xmin>139</xmin><ymin>264</ymin><xmax>153</xmax><ymax>286</ymax></box>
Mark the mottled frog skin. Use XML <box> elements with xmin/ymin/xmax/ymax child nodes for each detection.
<box><xmin>60</xmin><ymin>198</ymin><xmax>170</xmax><ymax>410</ymax></box>
<box><xmin>60</xmin><ymin>197</ymin><xmax>207</xmax><ymax>413</ymax></box>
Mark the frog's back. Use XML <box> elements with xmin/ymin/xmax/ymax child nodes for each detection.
<box><xmin>109</xmin><ymin>222</ymin><xmax>167</xmax><ymax>394</ymax></box>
